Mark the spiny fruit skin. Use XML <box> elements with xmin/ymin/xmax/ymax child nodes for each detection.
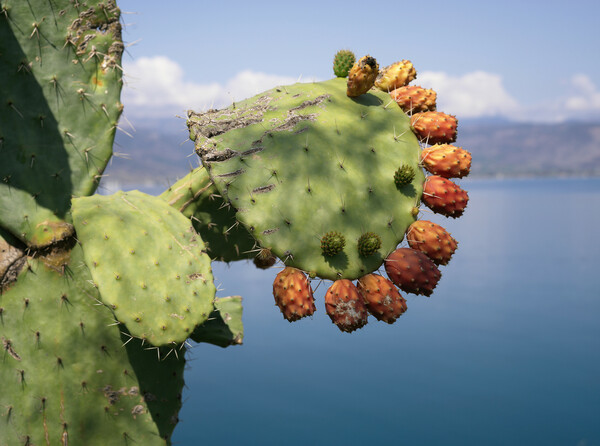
<box><xmin>254</xmin><ymin>248</ymin><xmax>277</xmax><ymax>269</ymax></box>
<box><xmin>357</xmin><ymin>273</ymin><xmax>407</xmax><ymax>324</ymax></box>
<box><xmin>347</xmin><ymin>55</ymin><xmax>379</xmax><ymax>97</ymax></box>
<box><xmin>421</xmin><ymin>144</ymin><xmax>472</xmax><ymax>179</ymax></box>
<box><xmin>357</xmin><ymin>232</ymin><xmax>382</xmax><ymax>257</ymax></box>
<box><xmin>384</xmin><ymin>248</ymin><xmax>441</xmax><ymax>297</ymax></box>
<box><xmin>411</xmin><ymin>112</ymin><xmax>458</xmax><ymax>145</ymax></box>
<box><xmin>272</xmin><ymin>267</ymin><xmax>316</xmax><ymax>322</ymax></box>
<box><xmin>325</xmin><ymin>279</ymin><xmax>368</xmax><ymax>333</ymax></box>
<box><xmin>422</xmin><ymin>175</ymin><xmax>469</xmax><ymax>218</ymax></box>
<box><xmin>321</xmin><ymin>231</ymin><xmax>346</xmax><ymax>257</ymax></box>
<box><xmin>391</xmin><ymin>85</ymin><xmax>437</xmax><ymax>114</ymax></box>
<box><xmin>394</xmin><ymin>164</ymin><xmax>416</xmax><ymax>187</ymax></box>
<box><xmin>333</xmin><ymin>49</ymin><xmax>356</xmax><ymax>78</ymax></box>
<box><xmin>407</xmin><ymin>220</ymin><xmax>458</xmax><ymax>265</ymax></box>
<box><xmin>375</xmin><ymin>60</ymin><xmax>417</xmax><ymax>92</ymax></box>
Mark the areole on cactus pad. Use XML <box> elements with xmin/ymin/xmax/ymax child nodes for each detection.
<box><xmin>187</xmin><ymin>50</ymin><xmax>472</xmax><ymax>332</ymax></box>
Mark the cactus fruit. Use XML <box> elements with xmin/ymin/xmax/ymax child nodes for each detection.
<box><xmin>422</xmin><ymin>175</ymin><xmax>469</xmax><ymax>218</ymax></box>
<box><xmin>333</xmin><ymin>49</ymin><xmax>356</xmax><ymax>78</ymax></box>
<box><xmin>357</xmin><ymin>273</ymin><xmax>408</xmax><ymax>323</ymax></box>
<box><xmin>0</xmin><ymin>0</ymin><xmax>123</xmax><ymax>248</ymax></box>
<box><xmin>421</xmin><ymin>144</ymin><xmax>472</xmax><ymax>178</ymax></box>
<box><xmin>375</xmin><ymin>60</ymin><xmax>417</xmax><ymax>92</ymax></box>
<box><xmin>272</xmin><ymin>267</ymin><xmax>316</xmax><ymax>322</ymax></box>
<box><xmin>325</xmin><ymin>279</ymin><xmax>368</xmax><ymax>332</ymax></box>
<box><xmin>407</xmin><ymin>220</ymin><xmax>458</xmax><ymax>265</ymax></box>
<box><xmin>346</xmin><ymin>55</ymin><xmax>379</xmax><ymax>97</ymax></box>
<box><xmin>384</xmin><ymin>248</ymin><xmax>442</xmax><ymax>297</ymax></box>
<box><xmin>357</xmin><ymin>232</ymin><xmax>382</xmax><ymax>257</ymax></box>
<box><xmin>391</xmin><ymin>85</ymin><xmax>437</xmax><ymax>114</ymax></box>
<box><xmin>71</xmin><ymin>190</ymin><xmax>216</xmax><ymax>346</ymax></box>
<box><xmin>394</xmin><ymin>164</ymin><xmax>416</xmax><ymax>187</ymax></box>
<box><xmin>321</xmin><ymin>231</ymin><xmax>346</xmax><ymax>257</ymax></box>
<box><xmin>410</xmin><ymin>112</ymin><xmax>458</xmax><ymax>145</ymax></box>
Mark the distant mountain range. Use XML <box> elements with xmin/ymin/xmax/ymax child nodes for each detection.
<box><xmin>102</xmin><ymin>117</ymin><xmax>600</xmax><ymax>188</ymax></box>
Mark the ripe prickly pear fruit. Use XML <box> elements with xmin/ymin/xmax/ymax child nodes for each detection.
<box><xmin>384</xmin><ymin>248</ymin><xmax>441</xmax><ymax>296</ymax></box>
<box><xmin>375</xmin><ymin>60</ymin><xmax>417</xmax><ymax>92</ymax></box>
<box><xmin>333</xmin><ymin>49</ymin><xmax>356</xmax><ymax>78</ymax></box>
<box><xmin>325</xmin><ymin>279</ymin><xmax>369</xmax><ymax>332</ymax></box>
<box><xmin>321</xmin><ymin>231</ymin><xmax>346</xmax><ymax>257</ymax></box>
<box><xmin>410</xmin><ymin>112</ymin><xmax>458</xmax><ymax>145</ymax></box>
<box><xmin>347</xmin><ymin>55</ymin><xmax>379</xmax><ymax>97</ymax></box>
<box><xmin>357</xmin><ymin>232</ymin><xmax>382</xmax><ymax>257</ymax></box>
<box><xmin>272</xmin><ymin>267</ymin><xmax>316</xmax><ymax>322</ymax></box>
<box><xmin>421</xmin><ymin>144</ymin><xmax>472</xmax><ymax>179</ymax></box>
<box><xmin>422</xmin><ymin>175</ymin><xmax>469</xmax><ymax>218</ymax></box>
<box><xmin>407</xmin><ymin>220</ymin><xmax>458</xmax><ymax>265</ymax></box>
<box><xmin>394</xmin><ymin>164</ymin><xmax>416</xmax><ymax>187</ymax></box>
<box><xmin>357</xmin><ymin>273</ymin><xmax>407</xmax><ymax>324</ymax></box>
<box><xmin>390</xmin><ymin>85</ymin><xmax>437</xmax><ymax>114</ymax></box>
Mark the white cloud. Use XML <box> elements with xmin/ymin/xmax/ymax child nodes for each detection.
<box><xmin>122</xmin><ymin>56</ymin><xmax>299</xmax><ymax>118</ymax></box>
<box><xmin>121</xmin><ymin>56</ymin><xmax>600</xmax><ymax>123</ymax></box>
<box><xmin>416</xmin><ymin>71</ymin><xmax>519</xmax><ymax>119</ymax></box>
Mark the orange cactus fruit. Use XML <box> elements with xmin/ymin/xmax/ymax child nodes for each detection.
<box><xmin>410</xmin><ymin>111</ymin><xmax>458</xmax><ymax>145</ymax></box>
<box><xmin>374</xmin><ymin>60</ymin><xmax>417</xmax><ymax>92</ymax></box>
<box><xmin>384</xmin><ymin>248</ymin><xmax>441</xmax><ymax>297</ymax></box>
<box><xmin>272</xmin><ymin>267</ymin><xmax>316</xmax><ymax>322</ymax></box>
<box><xmin>407</xmin><ymin>220</ymin><xmax>458</xmax><ymax>265</ymax></box>
<box><xmin>421</xmin><ymin>144</ymin><xmax>472</xmax><ymax>178</ymax></box>
<box><xmin>325</xmin><ymin>279</ymin><xmax>369</xmax><ymax>333</ymax></box>
<box><xmin>357</xmin><ymin>273</ymin><xmax>407</xmax><ymax>324</ymax></box>
<box><xmin>346</xmin><ymin>55</ymin><xmax>379</xmax><ymax>97</ymax></box>
<box><xmin>422</xmin><ymin>175</ymin><xmax>469</xmax><ymax>218</ymax></box>
<box><xmin>390</xmin><ymin>85</ymin><xmax>437</xmax><ymax>114</ymax></box>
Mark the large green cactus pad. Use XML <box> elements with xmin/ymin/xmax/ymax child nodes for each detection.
<box><xmin>71</xmin><ymin>191</ymin><xmax>215</xmax><ymax>346</ymax></box>
<box><xmin>0</xmin><ymin>245</ymin><xmax>184</xmax><ymax>445</ymax></box>
<box><xmin>188</xmin><ymin>78</ymin><xmax>424</xmax><ymax>280</ymax></box>
<box><xmin>160</xmin><ymin>167</ymin><xmax>256</xmax><ymax>263</ymax></box>
<box><xmin>0</xmin><ymin>0</ymin><xmax>123</xmax><ymax>248</ymax></box>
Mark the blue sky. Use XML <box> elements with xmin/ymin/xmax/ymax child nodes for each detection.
<box><xmin>118</xmin><ymin>0</ymin><xmax>600</xmax><ymax>123</ymax></box>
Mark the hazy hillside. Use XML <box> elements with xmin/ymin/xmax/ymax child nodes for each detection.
<box><xmin>102</xmin><ymin>118</ymin><xmax>600</xmax><ymax>188</ymax></box>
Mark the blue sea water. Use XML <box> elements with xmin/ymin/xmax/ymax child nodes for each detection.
<box><xmin>157</xmin><ymin>177</ymin><xmax>600</xmax><ymax>446</ymax></box>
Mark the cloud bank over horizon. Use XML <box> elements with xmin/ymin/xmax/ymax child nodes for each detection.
<box><xmin>122</xmin><ymin>56</ymin><xmax>600</xmax><ymax>123</ymax></box>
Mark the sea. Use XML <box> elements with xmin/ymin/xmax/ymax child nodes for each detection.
<box><xmin>126</xmin><ymin>177</ymin><xmax>600</xmax><ymax>446</ymax></box>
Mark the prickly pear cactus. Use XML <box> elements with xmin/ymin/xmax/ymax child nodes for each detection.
<box><xmin>188</xmin><ymin>50</ymin><xmax>472</xmax><ymax>332</ymax></box>
<box><xmin>0</xmin><ymin>0</ymin><xmax>123</xmax><ymax>248</ymax></box>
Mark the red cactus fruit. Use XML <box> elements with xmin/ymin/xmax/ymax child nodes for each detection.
<box><xmin>272</xmin><ymin>267</ymin><xmax>316</xmax><ymax>322</ymax></box>
<box><xmin>421</xmin><ymin>144</ymin><xmax>471</xmax><ymax>178</ymax></box>
<box><xmin>357</xmin><ymin>273</ymin><xmax>407</xmax><ymax>324</ymax></box>
<box><xmin>422</xmin><ymin>175</ymin><xmax>469</xmax><ymax>218</ymax></box>
<box><xmin>390</xmin><ymin>85</ymin><xmax>437</xmax><ymax>114</ymax></box>
<box><xmin>407</xmin><ymin>220</ymin><xmax>458</xmax><ymax>265</ymax></box>
<box><xmin>384</xmin><ymin>248</ymin><xmax>441</xmax><ymax>297</ymax></box>
<box><xmin>325</xmin><ymin>279</ymin><xmax>368</xmax><ymax>333</ymax></box>
<box><xmin>347</xmin><ymin>55</ymin><xmax>379</xmax><ymax>97</ymax></box>
<box><xmin>374</xmin><ymin>60</ymin><xmax>417</xmax><ymax>92</ymax></box>
<box><xmin>410</xmin><ymin>112</ymin><xmax>458</xmax><ymax>145</ymax></box>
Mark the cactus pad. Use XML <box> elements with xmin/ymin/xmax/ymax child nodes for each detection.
<box><xmin>188</xmin><ymin>78</ymin><xmax>424</xmax><ymax>280</ymax></box>
<box><xmin>71</xmin><ymin>191</ymin><xmax>215</xmax><ymax>346</ymax></box>
<box><xmin>0</xmin><ymin>245</ymin><xmax>184</xmax><ymax>445</ymax></box>
<box><xmin>0</xmin><ymin>0</ymin><xmax>123</xmax><ymax>248</ymax></box>
<box><xmin>191</xmin><ymin>296</ymin><xmax>244</xmax><ymax>347</ymax></box>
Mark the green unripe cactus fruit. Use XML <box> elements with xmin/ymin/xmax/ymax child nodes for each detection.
<box><xmin>394</xmin><ymin>164</ymin><xmax>416</xmax><ymax>187</ymax></box>
<box><xmin>321</xmin><ymin>231</ymin><xmax>346</xmax><ymax>256</ymax></box>
<box><xmin>358</xmin><ymin>232</ymin><xmax>382</xmax><ymax>256</ymax></box>
<box><xmin>333</xmin><ymin>49</ymin><xmax>356</xmax><ymax>77</ymax></box>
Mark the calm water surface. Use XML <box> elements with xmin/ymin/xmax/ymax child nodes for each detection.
<box><xmin>158</xmin><ymin>178</ymin><xmax>599</xmax><ymax>446</ymax></box>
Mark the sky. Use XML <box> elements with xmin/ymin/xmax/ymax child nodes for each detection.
<box><xmin>117</xmin><ymin>0</ymin><xmax>600</xmax><ymax>125</ymax></box>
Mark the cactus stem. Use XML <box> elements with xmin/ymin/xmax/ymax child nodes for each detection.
<box><xmin>7</xmin><ymin>101</ymin><xmax>24</xmax><ymax>118</ymax></box>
